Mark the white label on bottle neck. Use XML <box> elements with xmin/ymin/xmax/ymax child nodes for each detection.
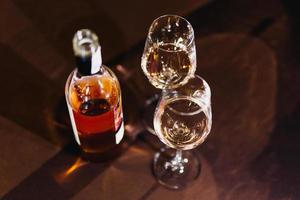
<box><xmin>91</xmin><ymin>47</ymin><xmax>102</xmax><ymax>74</ymax></box>
<box><xmin>115</xmin><ymin>121</ymin><xmax>124</xmax><ymax>144</ymax></box>
<box><xmin>66</xmin><ymin>101</ymin><xmax>81</xmax><ymax>145</ymax></box>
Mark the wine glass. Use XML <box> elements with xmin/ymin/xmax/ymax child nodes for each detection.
<box><xmin>141</xmin><ymin>14</ymin><xmax>197</xmax><ymax>132</ymax></box>
<box><xmin>153</xmin><ymin>75</ymin><xmax>212</xmax><ymax>189</ymax></box>
<box><xmin>141</xmin><ymin>14</ymin><xmax>196</xmax><ymax>89</ymax></box>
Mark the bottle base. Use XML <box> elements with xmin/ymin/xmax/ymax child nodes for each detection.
<box><xmin>81</xmin><ymin>143</ymin><xmax>124</xmax><ymax>162</ymax></box>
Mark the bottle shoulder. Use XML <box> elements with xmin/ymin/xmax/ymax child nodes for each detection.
<box><xmin>65</xmin><ymin>67</ymin><xmax>121</xmax><ymax>112</ymax></box>
<box><xmin>67</xmin><ymin>66</ymin><xmax>119</xmax><ymax>84</ymax></box>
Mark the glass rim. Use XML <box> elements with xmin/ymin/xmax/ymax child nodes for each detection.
<box><xmin>147</xmin><ymin>14</ymin><xmax>195</xmax><ymax>52</ymax></box>
<box><xmin>164</xmin><ymin>96</ymin><xmax>206</xmax><ymax>116</ymax></box>
<box><xmin>162</xmin><ymin>74</ymin><xmax>211</xmax><ymax>102</ymax></box>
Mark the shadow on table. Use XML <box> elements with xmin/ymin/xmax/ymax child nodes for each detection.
<box><xmin>0</xmin><ymin>42</ymin><xmax>137</xmax><ymax>199</ymax></box>
<box><xmin>250</xmin><ymin>103</ymin><xmax>300</xmax><ymax>200</ymax></box>
<box><xmin>249</xmin><ymin>14</ymin><xmax>300</xmax><ymax>199</ymax></box>
<box><xmin>189</xmin><ymin>32</ymin><xmax>278</xmax><ymax>199</ymax></box>
<box><xmin>133</xmin><ymin>31</ymin><xmax>279</xmax><ymax>199</ymax></box>
<box><xmin>0</xmin><ymin>43</ymin><xmax>67</xmax><ymax>144</ymax></box>
<box><xmin>2</xmin><ymin>143</ymin><xmax>112</xmax><ymax>200</ymax></box>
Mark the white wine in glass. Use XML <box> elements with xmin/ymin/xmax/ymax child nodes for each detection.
<box><xmin>141</xmin><ymin>15</ymin><xmax>196</xmax><ymax>89</ymax></box>
<box><xmin>153</xmin><ymin>75</ymin><xmax>212</xmax><ymax>189</ymax></box>
<box><xmin>154</xmin><ymin>96</ymin><xmax>211</xmax><ymax>150</ymax></box>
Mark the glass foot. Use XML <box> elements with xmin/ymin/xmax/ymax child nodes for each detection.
<box><xmin>153</xmin><ymin>148</ymin><xmax>201</xmax><ymax>189</ymax></box>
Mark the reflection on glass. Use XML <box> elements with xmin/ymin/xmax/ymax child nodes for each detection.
<box><xmin>141</xmin><ymin>15</ymin><xmax>196</xmax><ymax>89</ymax></box>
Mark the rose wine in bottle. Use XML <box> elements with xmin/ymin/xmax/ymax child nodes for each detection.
<box><xmin>65</xmin><ymin>29</ymin><xmax>124</xmax><ymax>161</ymax></box>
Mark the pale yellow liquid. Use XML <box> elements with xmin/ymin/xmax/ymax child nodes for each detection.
<box><xmin>141</xmin><ymin>43</ymin><xmax>196</xmax><ymax>89</ymax></box>
<box><xmin>154</xmin><ymin>97</ymin><xmax>211</xmax><ymax>150</ymax></box>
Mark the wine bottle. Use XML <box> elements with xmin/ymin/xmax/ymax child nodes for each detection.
<box><xmin>65</xmin><ymin>29</ymin><xmax>124</xmax><ymax>161</ymax></box>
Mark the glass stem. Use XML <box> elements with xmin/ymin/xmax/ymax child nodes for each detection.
<box><xmin>174</xmin><ymin>150</ymin><xmax>183</xmax><ymax>164</ymax></box>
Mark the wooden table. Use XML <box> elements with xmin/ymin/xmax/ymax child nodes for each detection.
<box><xmin>1</xmin><ymin>0</ymin><xmax>300</xmax><ymax>199</ymax></box>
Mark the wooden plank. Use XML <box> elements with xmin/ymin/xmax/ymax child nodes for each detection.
<box><xmin>0</xmin><ymin>0</ymin><xmax>31</xmax><ymax>43</ymax></box>
<box><xmin>0</xmin><ymin>116</ymin><xmax>59</xmax><ymax>198</ymax></box>
<box><xmin>1</xmin><ymin>136</ymin><xmax>136</xmax><ymax>200</ymax></box>
<box><xmin>260</xmin><ymin>16</ymin><xmax>300</xmax><ymax>118</ymax></box>
<box><xmin>187</xmin><ymin>0</ymin><xmax>283</xmax><ymax>36</ymax></box>
<box><xmin>125</xmin><ymin>33</ymin><xmax>276</xmax><ymax>198</ymax></box>
<box><xmin>0</xmin><ymin>0</ymin><xmax>68</xmax><ymax>81</ymax></box>
<box><xmin>0</xmin><ymin>44</ymin><xmax>71</xmax><ymax>145</ymax></box>
<box><xmin>71</xmin><ymin>30</ymin><xmax>278</xmax><ymax>199</ymax></box>
<box><xmin>0</xmin><ymin>0</ymin><xmax>293</xmax><ymax>199</ymax></box>
<box><xmin>73</xmin><ymin>146</ymin><xmax>218</xmax><ymax>200</ymax></box>
<box><xmin>2</xmin><ymin>0</ymin><xmax>209</xmax><ymax>84</ymax></box>
<box><xmin>146</xmin><ymin>154</ymin><xmax>218</xmax><ymax>200</ymax></box>
<box><xmin>72</xmin><ymin>140</ymin><xmax>156</xmax><ymax>200</ymax></box>
<box><xmin>249</xmin><ymin>15</ymin><xmax>300</xmax><ymax>199</ymax></box>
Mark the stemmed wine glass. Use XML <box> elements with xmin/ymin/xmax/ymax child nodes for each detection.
<box><xmin>141</xmin><ymin>15</ymin><xmax>196</xmax><ymax>89</ymax></box>
<box><xmin>141</xmin><ymin>14</ymin><xmax>197</xmax><ymax>133</ymax></box>
<box><xmin>153</xmin><ymin>75</ymin><xmax>211</xmax><ymax>189</ymax></box>
<box><xmin>141</xmin><ymin>15</ymin><xmax>212</xmax><ymax>189</ymax></box>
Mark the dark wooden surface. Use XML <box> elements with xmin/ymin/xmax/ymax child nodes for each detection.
<box><xmin>1</xmin><ymin>0</ymin><xmax>300</xmax><ymax>199</ymax></box>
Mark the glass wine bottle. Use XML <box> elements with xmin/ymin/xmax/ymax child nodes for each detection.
<box><xmin>65</xmin><ymin>29</ymin><xmax>124</xmax><ymax>161</ymax></box>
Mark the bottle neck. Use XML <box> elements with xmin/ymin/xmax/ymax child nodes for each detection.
<box><xmin>73</xmin><ymin>29</ymin><xmax>103</xmax><ymax>76</ymax></box>
<box><xmin>75</xmin><ymin>46</ymin><xmax>103</xmax><ymax>76</ymax></box>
